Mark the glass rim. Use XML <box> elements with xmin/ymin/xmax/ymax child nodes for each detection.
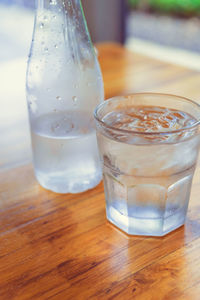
<box><xmin>94</xmin><ymin>92</ymin><xmax>200</xmax><ymax>136</ymax></box>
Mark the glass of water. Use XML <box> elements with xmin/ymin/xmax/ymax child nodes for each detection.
<box><xmin>94</xmin><ymin>93</ymin><xmax>200</xmax><ymax>236</ymax></box>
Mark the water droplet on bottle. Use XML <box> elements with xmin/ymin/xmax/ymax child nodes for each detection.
<box><xmin>43</xmin><ymin>15</ymin><xmax>48</xmax><ymax>21</ymax></box>
<box><xmin>55</xmin><ymin>44</ymin><xmax>58</xmax><ymax>49</ymax></box>
<box><xmin>94</xmin><ymin>47</ymin><xmax>99</xmax><ymax>56</ymax></box>
<box><xmin>53</xmin><ymin>15</ymin><xmax>56</xmax><ymax>19</ymax></box>
<box><xmin>72</xmin><ymin>96</ymin><xmax>77</xmax><ymax>103</ymax></box>
<box><xmin>50</xmin><ymin>0</ymin><xmax>57</xmax><ymax>5</ymax></box>
<box><xmin>41</xmin><ymin>41</ymin><xmax>45</xmax><ymax>45</ymax></box>
<box><xmin>68</xmin><ymin>1</ymin><xmax>71</xmax><ymax>6</ymax></box>
<box><xmin>44</xmin><ymin>47</ymin><xmax>48</xmax><ymax>53</ymax></box>
<box><xmin>40</xmin><ymin>22</ymin><xmax>44</xmax><ymax>29</ymax></box>
<box><xmin>56</xmin><ymin>96</ymin><xmax>62</xmax><ymax>101</ymax></box>
<box><xmin>94</xmin><ymin>96</ymin><xmax>99</xmax><ymax>104</ymax></box>
<box><xmin>51</xmin><ymin>122</ymin><xmax>59</xmax><ymax>132</ymax></box>
<box><xmin>29</xmin><ymin>95</ymin><xmax>37</xmax><ymax>113</ymax></box>
<box><xmin>74</xmin><ymin>83</ymin><xmax>78</xmax><ymax>88</ymax></box>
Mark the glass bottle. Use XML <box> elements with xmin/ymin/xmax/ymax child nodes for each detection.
<box><xmin>26</xmin><ymin>0</ymin><xmax>104</xmax><ymax>193</ymax></box>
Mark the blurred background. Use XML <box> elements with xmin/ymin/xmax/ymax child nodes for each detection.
<box><xmin>128</xmin><ymin>0</ymin><xmax>200</xmax><ymax>53</ymax></box>
<box><xmin>126</xmin><ymin>0</ymin><xmax>200</xmax><ymax>70</ymax></box>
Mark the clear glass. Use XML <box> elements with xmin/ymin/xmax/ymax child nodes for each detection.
<box><xmin>94</xmin><ymin>93</ymin><xmax>200</xmax><ymax>236</ymax></box>
<box><xmin>26</xmin><ymin>0</ymin><xmax>104</xmax><ymax>193</ymax></box>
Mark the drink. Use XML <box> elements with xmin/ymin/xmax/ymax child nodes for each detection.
<box><xmin>94</xmin><ymin>94</ymin><xmax>200</xmax><ymax>236</ymax></box>
<box><xmin>31</xmin><ymin>111</ymin><xmax>102</xmax><ymax>193</ymax></box>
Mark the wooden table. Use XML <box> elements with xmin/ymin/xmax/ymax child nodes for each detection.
<box><xmin>1</xmin><ymin>43</ymin><xmax>200</xmax><ymax>299</ymax></box>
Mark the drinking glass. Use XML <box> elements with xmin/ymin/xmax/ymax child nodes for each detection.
<box><xmin>94</xmin><ymin>93</ymin><xmax>200</xmax><ymax>236</ymax></box>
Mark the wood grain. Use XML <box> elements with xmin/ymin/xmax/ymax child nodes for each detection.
<box><xmin>1</xmin><ymin>43</ymin><xmax>200</xmax><ymax>299</ymax></box>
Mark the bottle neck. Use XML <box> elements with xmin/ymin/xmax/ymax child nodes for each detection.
<box><xmin>36</xmin><ymin>0</ymin><xmax>82</xmax><ymax>11</ymax></box>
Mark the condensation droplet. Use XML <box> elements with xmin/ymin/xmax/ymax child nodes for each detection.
<box><xmin>29</xmin><ymin>95</ymin><xmax>37</xmax><ymax>113</ymax></box>
<box><xmin>40</xmin><ymin>22</ymin><xmax>44</xmax><ymax>29</ymax></box>
<box><xmin>50</xmin><ymin>0</ymin><xmax>57</xmax><ymax>5</ymax></box>
<box><xmin>74</xmin><ymin>83</ymin><xmax>78</xmax><ymax>88</ymax></box>
<box><xmin>43</xmin><ymin>15</ymin><xmax>48</xmax><ymax>21</ymax></box>
<box><xmin>54</xmin><ymin>44</ymin><xmax>58</xmax><ymax>49</ymax></box>
<box><xmin>72</xmin><ymin>96</ymin><xmax>77</xmax><ymax>103</ymax></box>
<box><xmin>51</xmin><ymin>122</ymin><xmax>59</xmax><ymax>132</ymax></box>
<box><xmin>56</xmin><ymin>96</ymin><xmax>62</xmax><ymax>101</ymax></box>
<box><xmin>41</xmin><ymin>41</ymin><xmax>45</xmax><ymax>45</ymax></box>
<box><xmin>94</xmin><ymin>47</ymin><xmax>99</xmax><ymax>56</ymax></box>
<box><xmin>53</xmin><ymin>15</ymin><xmax>56</xmax><ymax>19</ymax></box>
<box><xmin>44</xmin><ymin>47</ymin><xmax>48</xmax><ymax>53</ymax></box>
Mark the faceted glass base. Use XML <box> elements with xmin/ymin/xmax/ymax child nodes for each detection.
<box><xmin>107</xmin><ymin>205</ymin><xmax>186</xmax><ymax>236</ymax></box>
<box><xmin>103</xmin><ymin>172</ymin><xmax>192</xmax><ymax>237</ymax></box>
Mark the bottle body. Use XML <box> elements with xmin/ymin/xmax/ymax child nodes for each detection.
<box><xmin>26</xmin><ymin>0</ymin><xmax>104</xmax><ymax>193</ymax></box>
